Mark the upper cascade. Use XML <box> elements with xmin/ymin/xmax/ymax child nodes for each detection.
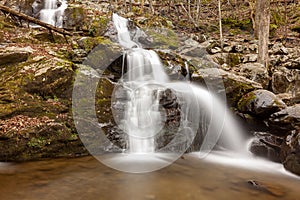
<box><xmin>38</xmin><ymin>0</ymin><xmax>68</xmax><ymax>28</ymax></box>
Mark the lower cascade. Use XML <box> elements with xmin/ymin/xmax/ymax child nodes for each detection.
<box><xmin>112</xmin><ymin>13</ymin><xmax>246</xmax><ymax>156</ymax></box>
<box><xmin>38</xmin><ymin>0</ymin><xmax>67</xmax><ymax>27</ymax></box>
<box><xmin>71</xmin><ymin>14</ymin><xmax>299</xmax><ymax>175</ymax></box>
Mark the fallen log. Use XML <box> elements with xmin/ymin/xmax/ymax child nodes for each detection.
<box><xmin>0</xmin><ymin>4</ymin><xmax>72</xmax><ymax>36</ymax></box>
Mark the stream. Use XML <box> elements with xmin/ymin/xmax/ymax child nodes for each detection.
<box><xmin>0</xmin><ymin>153</ymin><xmax>299</xmax><ymax>200</ymax></box>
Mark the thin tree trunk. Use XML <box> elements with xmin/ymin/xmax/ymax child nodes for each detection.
<box><xmin>257</xmin><ymin>0</ymin><xmax>270</xmax><ymax>69</ymax></box>
<box><xmin>254</xmin><ymin>0</ymin><xmax>260</xmax><ymax>38</ymax></box>
<box><xmin>284</xmin><ymin>0</ymin><xmax>287</xmax><ymax>42</ymax></box>
<box><xmin>196</xmin><ymin>0</ymin><xmax>201</xmax><ymax>21</ymax></box>
<box><xmin>218</xmin><ymin>0</ymin><xmax>223</xmax><ymax>50</ymax></box>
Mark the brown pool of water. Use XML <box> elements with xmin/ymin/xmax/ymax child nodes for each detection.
<box><xmin>0</xmin><ymin>154</ymin><xmax>299</xmax><ymax>200</ymax></box>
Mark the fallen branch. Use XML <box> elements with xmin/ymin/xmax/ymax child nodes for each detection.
<box><xmin>0</xmin><ymin>4</ymin><xmax>73</xmax><ymax>36</ymax></box>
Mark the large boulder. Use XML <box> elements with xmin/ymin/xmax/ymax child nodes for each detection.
<box><xmin>237</xmin><ymin>89</ymin><xmax>286</xmax><ymax>118</ymax></box>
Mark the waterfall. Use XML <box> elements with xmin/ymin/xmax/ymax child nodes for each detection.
<box><xmin>39</xmin><ymin>0</ymin><xmax>68</xmax><ymax>27</ymax></box>
<box><xmin>112</xmin><ymin>14</ymin><xmax>246</xmax><ymax>156</ymax></box>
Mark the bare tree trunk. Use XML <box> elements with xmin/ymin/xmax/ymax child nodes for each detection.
<box><xmin>196</xmin><ymin>0</ymin><xmax>201</xmax><ymax>21</ymax></box>
<box><xmin>129</xmin><ymin>0</ymin><xmax>132</xmax><ymax>12</ymax></box>
<box><xmin>188</xmin><ymin>0</ymin><xmax>191</xmax><ymax>18</ymax></box>
<box><xmin>256</xmin><ymin>0</ymin><xmax>270</xmax><ymax>69</ymax></box>
<box><xmin>254</xmin><ymin>0</ymin><xmax>260</xmax><ymax>38</ymax></box>
<box><xmin>218</xmin><ymin>0</ymin><xmax>223</xmax><ymax>50</ymax></box>
<box><xmin>284</xmin><ymin>0</ymin><xmax>287</xmax><ymax>42</ymax></box>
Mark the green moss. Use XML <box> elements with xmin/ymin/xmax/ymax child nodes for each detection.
<box><xmin>89</xmin><ymin>16</ymin><xmax>110</xmax><ymax>36</ymax></box>
<box><xmin>79</xmin><ymin>36</ymin><xmax>111</xmax><ymax>53</ymax></box>
<box><xmin>222</xmin><ymin>17</ymin><xmax>252</xmax><ymax>32</ymax></box>
<box><xmin>27</xmin><ymin>137</ymin><xmax>49</xmax><ymax>148</ymax></box>
<box><xmin>145</xmin><ymin>28</ymin><xmax>179</xmax><ymax>49</ymax></box>
<box><xmin>227</xmin><ymin>53</ymin><xmax>241</xmax><ymax>67</ymax></box>
<box><xmin>237</xmin><ymin>91</ymin><xmax>257</xmax><ymax>111</ymax></box>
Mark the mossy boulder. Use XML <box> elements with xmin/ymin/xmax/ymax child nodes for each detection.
<box><xmin>0</xmin><ymin>54</ymin><xmax>89</xmax><ymax>161</ymax></box>
<box><xmin>63</xmin><ymin>6</ymin><xmax>86</xmax><ymax>31</ymax></box>
<box><xmin>77</xmin><ymin>36</ymin><xmax>111</xmax><ymax>53</ymax></box>
<box><xmin>144</xmin><ymin>28</ymin><xmax>180</xmax><ymax>50</ymax></box>
<box><xmin>24</xmin><ymin>58</ymin><xmax>75</xmax><ymax>99</ymax></box>
<box><xmin>237</xmin><ymin>89</ymin><xmax>286</xmax><ymax>118</ymax></box>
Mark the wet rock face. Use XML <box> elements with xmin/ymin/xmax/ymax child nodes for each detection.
<box><xmin>280</xmin><ymin>131</ymin><xmax>300</xmax><ymax>176</ymax></box>
<box><xmin>238</xmin><ymin>89</ymin><xmax>286</xmax><ymax>118</ymax></box>
<box><xmin>155</xmin><ymin>88</ymin><xmax>181</xmax><ymax>150</ymax></box>
<box><xmin>63</xmin><ymin>7</ymin><xmax>85</xmax><ymax>30</ymax></box>
<box><xmin>249</xmin><ymin>132</ymin><xmax>283</xmax><ymax>162</ymax></box>
<box><xmin>32</xmin><ymin>0</ymin><xmax>44</xmax><ymax>16</ymax></box>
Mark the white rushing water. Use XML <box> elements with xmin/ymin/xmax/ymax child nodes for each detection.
<box><xmin>112</xmin><ymin>13</ymin><xmax>246</xmax><ymax>156</ymax></box>
<box><xmin>39</xmin><ymin>0</ymin><xmax>68</xmax><ymax>27</ymax></box>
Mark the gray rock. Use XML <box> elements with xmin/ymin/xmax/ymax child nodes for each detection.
<box><xmin>271</xmin><ymin>68</ymin><xmax>296</xmax><ymax>94</ymax></box>
<box><xmin>268</xmin><ymin>104</ymin><xmax>300</xmax><ymax>136</ymax></box>
<box><xmin>238</xmin><ymin>89</ymin><xmax>286</xmax><ymax>117</ymax></box>
<box><xmin>270</xmin><ymin>43</ymin><xmax>288</xmax><ymax>55</ymax></box>
<box><xmin>280</xmin><ymin>131</ymin><xmax>300</xmax><ymax>176</ymax></box>
<box><xmin>211</xmin><ymin>47</ymin><xmax>222</xmax><ymax>54</ymax></box>
<box><xmin>250</xmin><ymin>132</ymin><xmax>283</xmax><ymax>162</ymax></box>
<box><xmin>239</xmin><ymin>63</ymin><xmax>269</xmax><ymax>88</ymax></box>
<box><xmin>0</xmin><ymin>46</ymin><xmax>32</xmax><ymax>66</ymax></box>
<box><xmin>63</xmin><ymin>6</ymin><xmax>86</xmax><ymax>30</ymax></box>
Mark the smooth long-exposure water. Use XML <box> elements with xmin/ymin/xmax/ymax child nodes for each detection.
<box><xmin>0</xmin><ymin>155</ymin><xmax>299</xmax><ymax>200</ymax></box>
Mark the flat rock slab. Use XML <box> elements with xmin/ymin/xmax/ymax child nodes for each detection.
<box><xmin>0</xmin><ymin>46</ymin><xmax>33</xmax><ymax>66</ymax></box>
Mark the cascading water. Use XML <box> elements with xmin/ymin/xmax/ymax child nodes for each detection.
<box><xmin>112</xmin><ymin>13</ymin><xmax>246</xmax><ymax>156</ymax></box>
<box><xmin>39</xmin><ymin>0</ymin><xmax>68</xmax><ymax>27</ymax></box>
